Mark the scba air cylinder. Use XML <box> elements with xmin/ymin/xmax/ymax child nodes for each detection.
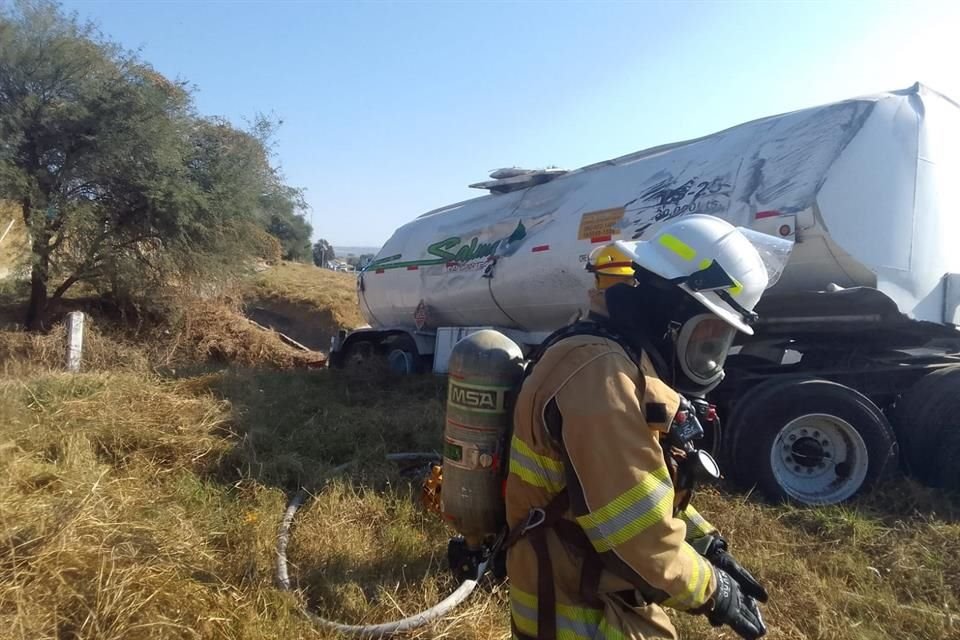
<box><xmin>441</xmin><ymin>330</ymin><xmax>525</xmax><ymax>549</ymax></box>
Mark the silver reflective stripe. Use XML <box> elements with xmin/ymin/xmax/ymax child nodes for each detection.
<box><xmin>580</xmin><ymin>477</ymin><xmax>673</xmax><ymax>549</ymax></box>
<box><xmin>510</xmin><ymin>445</ymin><xmax>565</xmax><ymax>490</ymax></box>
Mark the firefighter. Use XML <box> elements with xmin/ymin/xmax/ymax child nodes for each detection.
<box><xmin>506</xmin><ymin>215</ymin><xmax>788</xmax><ymax>640</ymax></box>
<box><xmin>568</xmin><ymin>243</ymin><xmax>637</xmax><ymax>326</ymax></box>
<box><xmin>584</xmin><ymin>241</ymin><xmax>733</xmax><ymax>576</ymax></box>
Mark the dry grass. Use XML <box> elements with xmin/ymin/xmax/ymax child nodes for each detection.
<box><xmin>0</xmin><ymin>292</ymin><xmax>325</xmax><ymax>376</ymax></box>
<box><xmin>0</xmin><ymin>372</ymin><xmax>313</xmax><ymax>639</ymax></box>
<box><xmin>2</xmin><ymin>358</ymin><xmax>959</xmax><ymax>639</ymax></box>
<box><xmin>0</xmin><ymin>321</ymin><xmax>150</xmax><ymax>376</ymax></box>
<box><xmin>671</xmin><ymin>487</ymin><xmax>960</xmax><ymax>640</ymax></box>
<box><xmin>153</xmin><ymin>296</ymin><xmax>326</xmax><ymax>369</ymax></box>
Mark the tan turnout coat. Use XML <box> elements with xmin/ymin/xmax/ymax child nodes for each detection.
<box><xmin>505</xmin><ymin>327</ymin><xmax>719</xmax><ymax>640</ymax></box>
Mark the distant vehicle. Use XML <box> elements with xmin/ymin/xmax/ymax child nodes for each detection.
<box><xmin>331</xmin><ymin>83</ymin><xmax>960</xmax><ymax>505</ymax></box>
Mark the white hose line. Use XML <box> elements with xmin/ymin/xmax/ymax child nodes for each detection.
<box><xmin>276</xmin><ymin>452</ymin><xmax>487</xmax><ymax>638</ymax></box>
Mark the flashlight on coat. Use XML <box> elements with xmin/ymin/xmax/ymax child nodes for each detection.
<box><xmin>669</xmin><ymin>396</ymin><xmax>722</xmax><ymax>488</ymax></box>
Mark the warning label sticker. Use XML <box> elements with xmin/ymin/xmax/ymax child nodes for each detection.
<box><xmin>577</xmin><ymin>207</ymin><xmax>625</xmax><ymax>240</ymax></box>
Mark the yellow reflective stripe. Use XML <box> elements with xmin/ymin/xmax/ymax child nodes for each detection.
<box><xmin>698</xmin><ymin>258</ymin><xmax>713</xmax><ymax>270</ymax></box>
<box><xmin>729</xmin><ymin>279</ymin><xmax>743</xmax><ymax>296</ymax></box>
<box><xmin>662</xmin><ymin>544</ymin><xmax>714</xmax><ymax>610</ymax></box>
<box><xmin>511</xmin><ymin>588</ymin><xmax>624</xmax><ymax>640</ymax></box>
<box><xmin>658</xmin><ymin>233</ymin><xmax>696</xmax><ymax>261</ymax></box>
<box><xmin>598</xmin><ymin>618</ymin><xmax>628</xmax><ymax>640</ymax></box>
<box><xmin>580</xmin><ymin>465</ymin><xmax>671</xmax><ymax>524</ymax></box>
<box><xmin>512</xmin><ymin>587</ymin><xmax>537</xmax><ymax>609</ymax></box>
<box><xmin>514</xmin><ymin>587</ymin><xmax>605</xmax><ymax>621</ymax></box>
<box><xmin>509</xmin><ymin>435</ymin><xmax>566</xmax><ymax>492</ymax></box>
<box><xmin>509</xmin><ymin>458</ymin><xmax>565</xmax><ymax>491</ymax></box>
<box><xmin>511</xmin><ymin>598</ymin><xmax>538</xmax><ymax>636</ymax></box>
<box><xmin>511</xmin><ymin>435</ymin><xmax>564</xmax><ymax>472</ymax></box>
<box><xmin>575</xmin><ymin>466</ymin><xmax>674</xmax><ymax>552</ymax></box>
<box><xmin>679</xmin><ymin>506</ymin><xmax>715</xmax><ymax>540</ymax></box>
<box><xmin>691</xmin><ymin>552</ymin><xmax>713</xmax><ymax>606</ymax></box>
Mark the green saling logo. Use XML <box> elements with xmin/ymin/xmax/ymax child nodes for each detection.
<box><xmin>368</xmin><ymin>221</ymin><xmax>526</xmax><ymax>272</ymax></box>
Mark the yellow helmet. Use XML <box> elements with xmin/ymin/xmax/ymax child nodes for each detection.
<box><xmin>586</xmin><ymin>243</ymin><xmax>636</xmax><ymax>290</ymax></box>
<box><xmin>586</xmin><ymin>243</ymin><xmax>635</xmax><ymax>277</ymax></box>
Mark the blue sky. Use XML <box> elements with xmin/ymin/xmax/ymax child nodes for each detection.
<box><xmin>62</xmin><ymin>0</ymin><xmax>959</xmax><ymax>247</ymax></box>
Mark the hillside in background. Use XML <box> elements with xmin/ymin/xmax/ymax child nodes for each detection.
<box><xmin>333</xmin><ymin>246</ymin><xmax>381</xmax><ymax>258</ymax></box>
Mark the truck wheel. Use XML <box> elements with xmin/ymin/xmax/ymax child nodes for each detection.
<box><xmin>725</xmin><ymin>378</ymin><xmax>897</xmax><ymax>505</ymax></box>
<box><xmin>936</xmin><ymin>426</ymin><xmax>960</xmax><ymax>490</ymax></box>
<box><xmin>385</xmin><ymin>334</ymin><xmax>422</xmax><ymax>375</ymax></box>
<box><xmin>342</xmin><ymin>339</ymin><xmax>379</xmax><ymax>369</ymax></box>
<box><xmin>892</xmin><ymin>365</ymin><xmax>960</xmax><ymax>486</ymax></box>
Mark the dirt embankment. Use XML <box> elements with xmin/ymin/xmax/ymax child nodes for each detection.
<box><xmin>246</xmin><ymin>300</ymin><xmax>341</xmax><ymax>351</ymax></box>
<box><xmin>241</xmin><ymin>262</ymin><xmax>365</xmax><ymax>352</ymax></box>
<box><xmin>1</xmin><ymin>260</ymin><xmax>362</xmax><ymax>372</ymax></box>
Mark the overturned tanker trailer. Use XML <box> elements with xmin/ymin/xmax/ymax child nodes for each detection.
<box><xmin>331</xmin><ymin>82</ymin><xmax>960</xmax><ymax>505</ymax></box>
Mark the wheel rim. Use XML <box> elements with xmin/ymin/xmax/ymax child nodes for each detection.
<box><xmin>769</xmin><ymin>413</ymin><xmax>870</xmax><ymax>505</ymax></box>
<box><xmin>388</xmin><ymin>349</ymin><xmax>415</xmax><ymax>374</ymax></box>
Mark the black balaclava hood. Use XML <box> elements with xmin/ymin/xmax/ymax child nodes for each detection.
<box><xmin>602</xmin><ymin>276</ymin><xmax>710</xmax><ymax>393</ymax></box>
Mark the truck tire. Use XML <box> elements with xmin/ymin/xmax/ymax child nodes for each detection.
<box><xmin>341</xmin><ymin>339</ymin><xmax>379</xmax><ymax>369</ymax></box>
<box><xmin>725</xmin><ymin>377</ymin><xmax>897</xmax><ymax>505</ymax></box>
<box><xmin>893</xmin><ymin>365</ymin><xmax>960</xmax><ymax>486</ymax></box>
<box><xmin>936</xmin><ymin>426</ymin><xmax>960</xmax><ymax>490</ymax></box>
<box><xmin>385</xmin><ymin>334</ymin><xmax>422</xmax><ymax>375</ymax></box>
<box><xmin>721</xmin><ymin>375</ymin><xmax>810</xmax><ymax>484</ymax></box>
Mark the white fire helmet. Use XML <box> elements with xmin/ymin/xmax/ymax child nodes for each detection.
<box><xmin>611</xmin><ymin>215</ymin><xmax>793</xmax><ymax>390</ymax></box>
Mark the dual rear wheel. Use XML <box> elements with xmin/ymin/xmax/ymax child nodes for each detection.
<box><xmin>724</xmin><ymin>378</ymin><xmax>896</xmax><ymax>505</ymax></box>
<box><xmin>340</xmin><ymin>334</ymin><xmax>423</xmax><ymax>374</ymax></box>
<box><xmin>725</xmin><ymin>367</ymin><xmax>960</xmax><ymax>505</ymax></box>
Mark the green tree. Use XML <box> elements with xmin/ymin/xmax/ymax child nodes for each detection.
<box><xmin>0</xmin><ymin>1</ymin><xmax>303</xmax><ymax>328</ymax></box>
<box><xmin>266</xmin><ymin>208</ymin><xmax>313</xmax><ymax>262</ymax></box>
<box><xmin>312</xmin><ymin>239</ymin><xmax>335</xmax><ymax>268</ymax></box>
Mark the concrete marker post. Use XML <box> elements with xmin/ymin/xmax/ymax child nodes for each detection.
<box><xmin>65</xmin><ymin>311</ymin><xmax>85</xmax><ymax>372</ymax></box>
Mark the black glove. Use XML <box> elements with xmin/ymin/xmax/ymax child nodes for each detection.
<box><xmin>701</xmin><ymin>535</ymin><xmax>768</xmax><ymax>603</ymax></box>
<box><xmin>706</xmin><ymin>568</ymin><xmax>767</xmax><ymax>640</ymax></box>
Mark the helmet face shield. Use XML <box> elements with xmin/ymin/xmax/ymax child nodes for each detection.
<box><xmin>735</xmin><ymin>226</ymin><xmax>793</xmax><ymax>290</ymax></box>
<box><xmin>676</xmin><ymin>314</ymin><xmax>736</xmax><ymax>387</ymax></box>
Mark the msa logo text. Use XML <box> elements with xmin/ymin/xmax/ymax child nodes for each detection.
<box><xmin>449</xmin><ymin>382</ymin><xmax>505</xmax><ymax>412</ymax></box>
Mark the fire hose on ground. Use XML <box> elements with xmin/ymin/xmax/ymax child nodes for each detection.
<box><xmin>275</xmin><ymin>452</ymin><xmax>496</xmax><ymax>638</ymax></box>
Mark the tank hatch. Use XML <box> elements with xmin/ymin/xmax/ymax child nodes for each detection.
<box><xmin>469</xmin><ymin>167</ymin><xmax>568</xmax><ymax>194</ymax></box>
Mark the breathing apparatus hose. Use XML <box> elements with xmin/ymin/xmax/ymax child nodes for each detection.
<box><xmin>275</xmin><ymin>452</ymin><xmax>492</xmax><ymax>638</ymax></box>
